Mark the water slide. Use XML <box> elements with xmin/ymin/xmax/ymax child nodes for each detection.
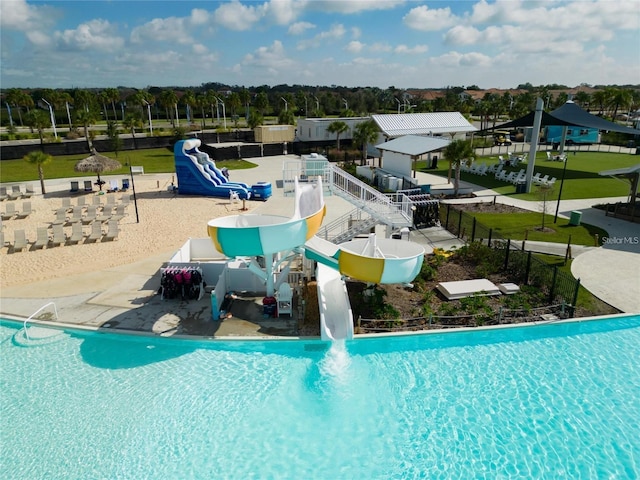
<box><xmin>174</xmin><ymin>139</ymin><xmax>253</xmax><ymax>199</ymax></box>
<box><xmin>206</xmin><ymin>176</ymin><xmax>425</xmax><ymax>341</ymax></box>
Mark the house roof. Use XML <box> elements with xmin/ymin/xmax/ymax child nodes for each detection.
<box><xmin>371</xmin><ymin>112</ymin><xmax>477</xmax><ymax>137</ymax></box>
<box><xmin>375</xmin><ymin>135</ymin><xmax>450</xmax><ymax>156</ymax></box>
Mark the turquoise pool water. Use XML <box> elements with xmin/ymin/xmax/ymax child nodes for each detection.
<box><xmin>1</xmin><ymin>316</ymin><xmax>639</xmax><ymax>479</ymax></box>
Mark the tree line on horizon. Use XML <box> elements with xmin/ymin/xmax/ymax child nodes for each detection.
<box><xmin>2</xmin><ymin>82</ymin><xmax>638</xmax><ymax>143</ymax></box>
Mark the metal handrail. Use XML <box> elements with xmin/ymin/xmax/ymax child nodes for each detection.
<box><xmin>23</xmin><ymin>302</ymin><xmax>58</xmax><ymax>340</ymax></box>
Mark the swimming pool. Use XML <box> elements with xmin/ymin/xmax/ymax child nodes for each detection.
<box><xmin>1</xmin><ymin>315</ymin><xmax>639</xmax><ymax>479</ymax></box>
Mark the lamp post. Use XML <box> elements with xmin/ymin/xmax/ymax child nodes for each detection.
<box><xmin>313</xmin><ymin>95</ymin><xmax>319</xmax><ymax>114</ymax></box>
<box><xmin>395</xmin><ymin>97</ymin><xmax>401</xmax><ymax>114</ymax></box>
<box><xmin>42</xmin><ymin>98</ymin><xmax>57</xmax><ymax>138</ymax></box>
<box><xmin>144</xmin><ymin>100</ymin><xmax>153</xmax><ymax>135</ymax></box>
<box><xmin>215</xmin><ymin>97</ymin><xmax>226</xmax><ymax>129</ymax></box>
<box><xmin>342</xmin><ymin>98</ymin><xmax>348</xmax><ymax>110</ymax></box>
<box><xmin>281</xmin><ymin>97</ymin><xmax>288</xmax><ymax>111</ymax></box>
<box><xmin>65</xmin><ymin>102</ymin><xmax>72</xmax><ymax>128</ymax></box>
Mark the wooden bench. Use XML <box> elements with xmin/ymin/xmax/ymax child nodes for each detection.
<box><xmin>130</xmin><ymin>166</ymin><xmax>144</xmax><ymax>175</ymax></box>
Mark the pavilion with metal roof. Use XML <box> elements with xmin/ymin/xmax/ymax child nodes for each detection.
<box><xmin>375</xmin><ymin>135</ymin><xmax>451</xmax><ymax>179</ymax></box>
<box><xmin>371</xmin><ymin>112</ymin><xmax>477</xmax><ymax>139</ymax></box>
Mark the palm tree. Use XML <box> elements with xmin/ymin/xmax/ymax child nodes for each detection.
<box><xmin>591</xmin><ymin>90</ymin><xmax>608</xmax><ymax>115</ymax></box>
<box><xmin>278</xmin><ymin>109</ymin><xmax>295</xmax><ymax>125</ymax></box>
<box><xmin>103</xmin><ymin>88</ymin><xmax>120</xmax><ymax>121</ymax></box>
<box><xmin>239</xmin><ymin>88</ymin><xmax>251</xmax><ymax>121</ymax></box>
<box><xmin>159</xmin><ymin>89</ymin><xmax>178</xmax><ymax>127</ymax></box>
<box><xmin>255</xmin><ymin>92</ymin><xmax>269</xmax><ymax>116</ymax></box>
<box><xmin>247</xmin><ymin>109</ymin><xmax>263</xmax><ymax>129</ymax></box>
<box><xmin>123</xmin><ymin>112</ymin><xmax>143</xmax><ymax>149</ymax></box>
<box><xmin>23</xmin><ymin>150</ymin><xmax>53</xmax><ymax>194</ymax></box>
<box><xmin>327</xmin><ymin>120</ymin><xmax>349</xmax><ymax>150</ymax></box>
<box><xmin>24</xmin><ymin>109</ymin><xmax>50</xmax><ymax>149</ymax></box>
<box><xmin>196</xmin><ymin>93</ymin><xmax>208</xmax><ymax>129</ymax></box>
<box><xmin>443</xmin><ymin>139</ymin><xmax>474</xmax><ymax>197</ymax></box>
<box><xmin>352</xmin><ymin>119</ymin><xmax>379</xmax><ymax>165</ymax></box>
<box><xmin>74</xmin><ymin>108</ymin><xmax>98</xmax><ymax>150</ymax></box>
<box><xmin>181</xmin><ymin>89</ymin><xmax>196</xmax><ymax>124</ymax></box>
<box><xmin>609</xmin><ymin>87</ymin><xmax>633</xmax><ymax>121</ymax></box>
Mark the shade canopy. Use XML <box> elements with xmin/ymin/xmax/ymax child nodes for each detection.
<box><xmin>481</xmin><ymin>101</ymin><xmax>640</xmax><ymax>135</ymax></box>
<box><xmin>550</xmin><ymin>102</ymin><xmax>639</xmax><ymax>135</ymax></box>
<box><xmin>74</xmin><ymin>151</ymin><xmax>122</xmax><ymax>175</ymax></box>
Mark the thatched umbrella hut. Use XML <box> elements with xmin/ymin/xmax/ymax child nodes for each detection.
<box><xmin>74</xmin><ymin>149</ymin><xmax>122</xmax><ymax>191</ymax></box>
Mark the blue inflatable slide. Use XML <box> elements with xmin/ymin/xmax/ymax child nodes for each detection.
<box><xmin>174</xmin><ymin>139</ymin><xmax>271</xmax><ymax>200</ymax></box>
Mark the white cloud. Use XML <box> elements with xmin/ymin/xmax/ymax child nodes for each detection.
<box><xmin>309</xmin><ymin>1</ymin><xmax>405</xmax><ymax>14</ymax></box>
<box><xmin>192</xmin><ymin>43</ymin><xmax>208</xmax><ymax>55</ymax></box>
<box><xmin>369</xmin><ymin>42</ymin><xmax>392</xmax><ymax>53</ymax></box>
<box><xmin>288</xmin><ymin>21</ymin><xmax>315</xmax><ymax>35</ymax></box>
<box><xmin>394</xmin><ymin>44</ymin><xmax>428</xmax><ymax>55</ymax></box>
<box><xmin>54</xmin><ymin>19</ymin><xmax>124</xmax><ymax>52</ymax></box>
<box><xmin>296</xmin><ymin>24</ymin><xmax>346</xmax><ymax>50</ymax></box>
<box><xmin>214</xmin><ymin>0</ymin><xmax>264</xmax><ymax>31</ymax></box>
<box><xmin>345</xmin><ymin>41</ymin><xmax>365</xmax><ymax>53</ymax></box>
<box><xmin>190</xmin><ymin>9</ymin><xmax>210</xmax><ymax>26</ymax></box>
<box><xmin>242</xmin><ymin>40</ymin><xmax>296</xmax><ymax>73</ymax></box>
<box><xmin>130</xmin><ymin>17</ymin><xmax>192</xmax><ymax>45</ymax></box>
<box><xmin>404</xmin><ymin>5</ymin><xmax>457</xmax><ymax>31</ymax></box>
<box><xmin>432</xmin><ymin>51</ymin><xmax>492</xmax><ymax>68</ymax></box>
<box><xmin>351</xmin><ymin>27</ymin><xmax>362</xmax><ymax>39</ymax></box>
<box><xmin>265</xmin><ymin>0</ymin><xmax>305</xmax><ymax>25</ymax></box>
<box><xmin>0</xmin><ymin>0</ymin><xmax>56</xmax><ymax>30</ymax></box>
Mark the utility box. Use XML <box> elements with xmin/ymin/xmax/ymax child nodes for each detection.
<box><xmin>569</xmin><ymin>211</ymin><xmax>582</xmax><ymax>226</ymax></box>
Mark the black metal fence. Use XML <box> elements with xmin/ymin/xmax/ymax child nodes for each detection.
<box><xmin>440</xmin><ymin>203</ymin><xmax>581</xmax><ymax>308</ymax></box>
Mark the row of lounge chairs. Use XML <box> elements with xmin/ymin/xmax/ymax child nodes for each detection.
<box><xmin>70</xmin><ymin>178</ymin><xmax>129</xmax><ymax>193</ymax></box>
<box><xmin>1</xmin><ymin>201</ymin><xmax>33</xmax><ymax>220</ymax></box>
<box><xmin>51</xmin><ymin>204</ymin><xmax>128</xmax><ymax>227</ymax></box>
<box><xmin>2</xmin><ymin>220</ymin><xmax>120</xmax><ymax>252</ymax></box>
<box><xmin>495</xmin><ymin>169</ymin><xmax>527</xmax><ymax>185</ymax></box>
<box><xmin>531</xmin><ymin>173</ymin><xmax>557</xmax><ymax>187</ymax></box>
<box><xmin>0</xmin><ymin>184</ymin><xmax>35</xmax><ymax>201</ymax></box>
<box><xmin>546</xmin><ymin>152</ymin><xmax>567</xmax><ymax>162</ymax></box>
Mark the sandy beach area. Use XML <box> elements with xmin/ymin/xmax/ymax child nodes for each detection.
<box><xmin>0</xmin><ymin>174</ymin><xmax>262</xmax><ymax>290</ymax></box>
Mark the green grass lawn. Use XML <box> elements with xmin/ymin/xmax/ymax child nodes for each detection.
<box><xmin>470</xmin><ymin>211</ymin><xmax>606</xmax><ymax>246</ymax></box>
<box><xmin>420</xmin><ymin>150</ymin><xmax>638</xmax><ymax>200</ymax></box>
<box><xmin>0</xmin><ymin>148</ymin><xmax>258</xmax><ymax>183</ymax></box>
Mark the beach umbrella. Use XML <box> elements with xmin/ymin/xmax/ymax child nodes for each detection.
<box><xmin>74</xmin><ymin>149</ymin><xmax>122</xmax><ymax>190</ymax></box>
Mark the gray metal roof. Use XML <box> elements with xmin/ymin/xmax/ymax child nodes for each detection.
<box><xmin>375</xmin><ymin>135</ymin><xmax>450</xmax><ymax>156</ymax></box>
<box><xmin>372</xmin><ymin>112</ymin><xmax>477</xmax><ymax>137</ymax></box>
<box><xmin>599</xmin><ymin>164</ymin><xmax>640</xmax><ymax>177</ymax></box>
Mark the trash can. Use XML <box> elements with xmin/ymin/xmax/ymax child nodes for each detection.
<box><xmin>569</xmin><ymin>210</ymin><xmax>582</xmax><ymax>226</ymax></box>
<box><xmin>516</xmin><ymin>182</ymin><xmax>527</xmax><ymax>194</ymax></box>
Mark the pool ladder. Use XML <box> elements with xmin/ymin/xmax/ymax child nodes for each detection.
<box><xmin>23</xmin><ymin>302</ymin><xmax>58</xmax><ymax>341</ymax></box>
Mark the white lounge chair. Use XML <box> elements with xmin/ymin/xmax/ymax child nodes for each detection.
<box><xmin>12</xmin><ymin>229</ymin><xmax>28</xmax><ymax>252</ymax></box>
<box><xmin>277</xmin><ymin>283</ymin><xmax>293</xmax><ymax>317</ymax></box>
<box><xmin>15</xmin><ymin>201</ymin><xmax>32</xmax><ymax>219</ymax></box>
<box><xmin>82</xmin><ymin>205</ymin><xmax>98</xmax><ymax>225</ymax></box>
<box><xmin>67</xmin><ymin>206</ymin><xmax>84</xmax><ymax>225</ymax></box>
<box><xmin>51</xmin><ymin>224</ymin><xmax>65</xmax><ymax>247</ymax></box>
<box><xmin>1</xmin><ymin>203</ymin><xmax>16</xmax><ymax>220</ymax></box>
<box><xmin>67</xmin><ymin>222</ymin><xmax>84</xmax><ymax>245</ymax></box>
<box><xmin>33</xmin><ymin>227</ymin><xmax>49</xmax><ymax>250</ymax></box>
<box><xmin>51</xmin><ymin>209</ymin><xmax>68</xmax><ymax>226</ymax></box>
<box><xmin>8</xmin><ymin>185</ymin><xmax>22</xmax><ymax>200</ymax></box>
<box><xmin>103</xmin><ymin>220</ymin><xmax>119</xmax><ymax>241</ymax></box>
<box><xmin>86</xmin><ymin>221</ymin><xmax>103</xmax><ymax>243</ymax></box>
<box><xmin>23</xmin><ymin>184</ymin><xmax>35</xmax><ymax>198</ymax></box>
<box><xmin>111</xmin><ymin>204</ymin><xmax>128</xmax><ymax>222</ymax></box>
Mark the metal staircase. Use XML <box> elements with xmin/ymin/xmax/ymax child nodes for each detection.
<box><xmin>283</xmin><ymin>160</ymin><xmax>413</xmax><ymax>241</ymax></box>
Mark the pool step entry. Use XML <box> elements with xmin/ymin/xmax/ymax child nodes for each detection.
<box><xmin>15</xmin><ymin>302</ymin><xmax>66</xmax><ymax>346</ymax></box>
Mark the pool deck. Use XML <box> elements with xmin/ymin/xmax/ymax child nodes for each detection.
<box><xmin>1</xmin><ymin>155</ymin><xmax>638</xmax><ymax>337</ymax></box>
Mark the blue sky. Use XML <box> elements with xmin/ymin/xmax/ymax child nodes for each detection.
<box><xmin>1</xmin><ymin>0</ymin><xmax>638</xmax><ymax>90</ymax></box>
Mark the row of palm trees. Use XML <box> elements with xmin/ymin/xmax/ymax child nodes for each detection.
<box><xmin>4</xmin><ymin>84</ymin><xmax>638</xmax><ymax>147</ymax></box>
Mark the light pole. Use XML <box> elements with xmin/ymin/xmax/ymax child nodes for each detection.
<box><xmin>342</xmin><ymin>98</ymin><xmax>348</xmax><ymax>110</ymax></box>
<box><xmin>65</xmin><ymin>102</ymin><xmax>72</xmax><ymax>128</ymax></box>
<box><xmin>144</xmin><ymin>100</ymin><xmax>153</xmax><ymax>135</ymax></box>
<box><xmin>281</xmin><ymin>97</ymin><xmax>288</xmax><ymax>111</ymax></box>
<box><xmin>395</xmin><ymin>98</ymin><xmax>401</xmax><ymax>114</ymax></box>
<box><xmin>42</xmin><ymin>98</ymin><xmax>57</xmax><ymax>138</ymax></box>
<box><xmin>313</xmin><ymin>95</ymin><xmax>319</xmax><ymax>115</ymax></box>
<box><xmin>216</xmin><ymin>97</ymin><xmax>226</xmax><ymax>129</ymax></box>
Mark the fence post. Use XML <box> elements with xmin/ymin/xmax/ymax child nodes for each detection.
<box><xmin>457</xmin><ymin>211</ymin><xmax>462</xmax><ymax>238</ymax></box>
<box><xmin>564</xmin><ymin>234</ymin><xmax>572</xmax><ymax>265</ymax></box>
<box><xmin>471</xmin><ymin>217</ymin><xmax>477</xmax><ymax>242</ymax></box>
<box><xmin>549</xmin><ymin>265</ymin><xmax>558</xmax><ymax>303</ymax></box>
<box><xmin>504</xmin><ymin>239</ymin><xmax>511</xmax><ymax>270</ymax></box>
<box><xmin>445</xmin><ymin>203</ymin><xmax>451</xmax><ymax>229</ymax></box>
<box><xmin>572</xmin><ymin>278</ymin><xmax>581</xmax><ymax>315</ymax></box>
<box><xmin>488</xmin><ymin>228</ymin><xmax>493</xmax><ymax>247</ymax></box>
<box><xmin>525</xmin><ymin>250</ymin><xmax>532</xmax><ymax>284</ymax></box>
